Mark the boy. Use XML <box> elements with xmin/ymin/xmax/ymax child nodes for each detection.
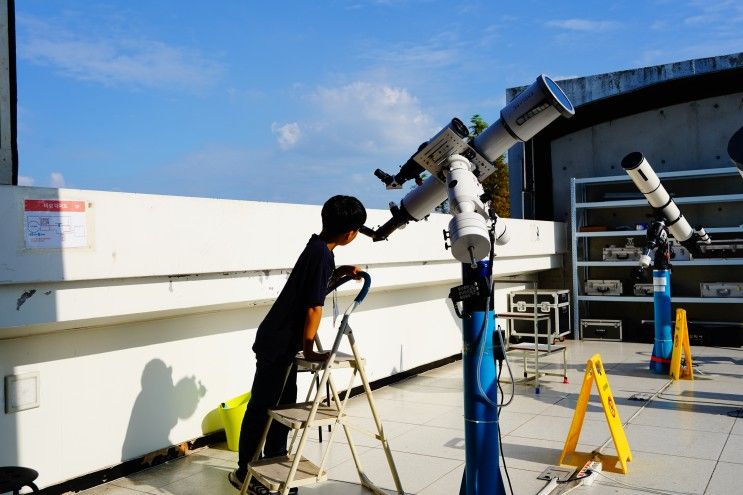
<box><xmin>229</xmin><ymin>195</ymin><xmax>367</xmax><ymax>494</ymax></box>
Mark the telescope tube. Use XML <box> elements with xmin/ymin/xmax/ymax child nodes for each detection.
<box><xmin>621</xmin><ymin>152</ymin><xmax>710</xmax><ymax>253</ymax></box>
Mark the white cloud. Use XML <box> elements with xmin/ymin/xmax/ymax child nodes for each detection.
<box><xmin>546</xmin><ymin>18</ymin><xmax>621</xmax><ymax>32</ymax></box>
<box><xmin>18</xmin><ymin>175</ymin><xmax>35</xmax><ymax>186</ymax></box>
<box><xmin>271</xmin><ymin>122</ymin><xmax>302</xmax><ymax>150</ymax></box>
<box><xmin>49</xmin><ymin>172</ymin><xmax>66</xmax><ymax>188</ymax></box>
<box><xmin>308</xmin><ymin>81</ymin><xmax>434</xmax><ymax>153</ymax></box>
<box><xmin>16</xmin><ymin>14</ymin><xmax>222</xmax><ymax>90</ymax></box>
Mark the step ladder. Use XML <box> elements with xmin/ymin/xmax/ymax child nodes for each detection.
<box><xmin>240</xmin><ymin>273</ymin><xmax>404</xmax><ymax>495</ymax></box>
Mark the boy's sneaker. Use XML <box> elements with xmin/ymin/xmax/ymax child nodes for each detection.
<box><xmin>227</xmin><ymin>470</ymin><xmax>298</xmax><ymax>494</ymax></box>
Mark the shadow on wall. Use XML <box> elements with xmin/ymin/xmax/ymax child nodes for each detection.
<box><xmin>121</xmin><ymin>359</ymin><xmax>206</xmax><ymax>463</ymax></box>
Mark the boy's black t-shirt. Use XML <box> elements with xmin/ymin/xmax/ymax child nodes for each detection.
<box><xmin>253</xmin><ymin>234</ymin><xmax>335</xmax><ymax>363</ymax></box>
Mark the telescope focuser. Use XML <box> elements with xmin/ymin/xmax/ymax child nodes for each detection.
<box><xmin>374</xmin><ymin>142</ymin><xmax>429</xmax><ymax>190</ymax></box>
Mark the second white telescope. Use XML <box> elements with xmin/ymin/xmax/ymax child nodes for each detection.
<box><xmin>621</xmin><ymin>151</ymin><xmax>710</xmax><ymax>251</ymax></box>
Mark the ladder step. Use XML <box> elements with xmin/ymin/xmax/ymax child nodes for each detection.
<box><xmin>248</xmin><ymin>454</ymin><xmax>326</xmax><ymax>491</ymax></box>
<box><xmin>268</xmin><ymin>402</ymin><xmax>343</xmax><ymax>429</ymax></box>
<box><xmin>296</xmin><ymin>351</ymin><xmax>363</xmax><ymax>371</ymax></box>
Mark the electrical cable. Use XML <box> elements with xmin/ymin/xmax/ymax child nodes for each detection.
<box><xmin>594</xmin><ymin>379</ymin><xmax>673</xmax><ymax>453</ymax></box>
<box><xmin>475</xmin><ymin>285</ymin><xmax>500</xmax><ymax>409</ymax></box>
<box><xmin>496</xmin><ymin>364</ymin><xmax>514</xmax><ymax>495</ymax></box>
<box><xmin>494</xmin><ymin>306</ymin><xmax>516</xmax><ymax>408</ymax></box>
<box><xmin>655</xmin><ymin>393</ymin><xmax>743</xmax><ymax>408</ymax></box>
<box><xmin>591</xmin><ymin>470</ymin><xmax>699</xmax><ymax>495</ymax></box>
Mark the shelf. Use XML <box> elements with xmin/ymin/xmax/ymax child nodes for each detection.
<box><xmin>570</xmin><ymin>167</ymin><xmax>743</xmax><ymax>340</ymax></box>
<box><xmin>575</xmin><ymin>193</ymin><xmax>743</xmax><ymax>209</ymax></box>
<box><xmin>578</xmin><ymin>295</ymin><xmax>743</xmax><ymax>304</ymax></box>
<box><xmin>577</xmin><ymin>259</ymin><xmax>743</xmax><ymax>267</ymax></box>
<box><xmin>576</xmin><ymin>226</ymin><xmax>743</xmax><ymax>237</ymax></box>
<box><xmin>573</xmin><ymin>166</ymin><xmax>740</xmax><ymax>184</ymax></box>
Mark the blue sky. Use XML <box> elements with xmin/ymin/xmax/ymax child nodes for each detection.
<box><xmin>15</xmin><ymin>0</ymin><xmax>743</xmax><ymax>209</ymax></box>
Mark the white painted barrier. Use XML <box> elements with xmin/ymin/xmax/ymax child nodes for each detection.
<box><xmin>0</xmin><ymin>185</ymin><xmax>565</xmax><ymax>488</ymax></box>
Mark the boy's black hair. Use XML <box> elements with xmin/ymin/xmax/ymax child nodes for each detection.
<box><xmin>321</xmin><ymin>195</ymin><xmax>367</xmax><ymax>237</ymax></box>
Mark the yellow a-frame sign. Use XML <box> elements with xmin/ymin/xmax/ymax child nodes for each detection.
<box><xmin>670</xmin><ymin>308</ymin><xmax>693</xmax><ymax>380</ymax></box>
<box><xmin>559</xmin><ymin>353</ymin><xmax>632</xmax><ymax>474</ymax></box>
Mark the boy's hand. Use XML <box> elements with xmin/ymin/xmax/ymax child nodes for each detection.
<box><xmin>302</xmin><ymin>349</ymin><xmax>331</xmax><ymax>362</ymax></box>
<box><xmin>335</xmin><ymin>265</ymin><xmax>363</xmax><ymax>280</ymax></box>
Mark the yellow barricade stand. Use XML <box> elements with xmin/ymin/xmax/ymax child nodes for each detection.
<box><xmin>559</xmin><ymin>353</ymin><xmax>632</xmax><ymax>474</ymax></box>
<box><xmin>670</xmin><ymin>308</ymin><xmax>693</xmax><ymax>380</ymax></box>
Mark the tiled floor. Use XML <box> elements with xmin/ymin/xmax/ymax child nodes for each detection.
<box><xmin>81</xmin><ymin>341</ymin><xmax>743</xmax><ymax>494</ymax></box>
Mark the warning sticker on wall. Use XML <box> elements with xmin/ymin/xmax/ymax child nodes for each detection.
<box><xmin>24</xmin><ymin>199</ymin><xmax>88</xmax><ymax>248</ymax></box>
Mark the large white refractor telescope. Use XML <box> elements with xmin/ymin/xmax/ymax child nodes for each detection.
<box><xmin>621</xmin><ymin>151</ymin><xmax>711</xmax><ymax>267</ymax></box>
<box><xmin>364</xmin><ymin>75</ymin><xmax>575</xmax><ymax>264</ymax></box>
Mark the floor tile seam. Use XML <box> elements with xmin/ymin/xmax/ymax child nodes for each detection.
<box><xmin>412</xmin><ymin>422</ymin><xmax>469</xmax><ymax>433</ymax></box>
<box><xmin>108</xmin><ymin>486</ymin><xmax>161</xmax><ymax>495</ymax></box>
<box><xmin>343</xmin><ymin>414</ymin><xmax>457</xmax><ymax>427</ymax></box>
<box><xmin>601</xmin><ymin>444</ymin><xmax>726</xmax><ymax>463</ymax></box>
<box><xmin>623</xmin><ymin>421</ymin><xmax>736</xmax><ymax>434</ymax></box>
<box><xmin>154</xmin><ymin>466</ymin><xmax>224</xmax><ymax>492</ymax></box>
<box><xmin>702</xmin><ymin>462</ymin><xmax>720</xmax><ymax>495</ymax></box>
<box><xmin>108</xmin><ymin>479</ymin><xmax>170</xmax><ymax>494</ymax></box>
<box><xmin>701</xmin><ymin>417</ymin><xmax>741</xmax><ymax>494</ymax></box>
<box><xmin>349</xmin><ymin>397</ymin><xmax>463</xmax><ymax>409</ymax></box>
<box><xmin>413</xmin><ymin>461</ymin><xmax>464</xmax><ymax>493</ymax></box>
<box><xmin>590</xmin><ymin>475</ymin><xmax>705</xmax><ymax>495</ymax></box>
<box><xmin>624</xmin><ymin>422</ymin><xmax>733</xmax><ymax>438</ymax></box>
<box><xmin>356</xmin><ymin>443</ymin><xmax>465</xmax><ymax>463</ymax></box>
<box><xmin>361</xmin><ymin>398</ymin><xmax>467</xmax><ymax>408</ymax></box>
<box><xmin>108</xmin><ymin>458</ymin><xmax>213</xmax><ymax>491</ymax></box>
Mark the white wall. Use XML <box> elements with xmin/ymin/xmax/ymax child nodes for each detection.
<box><xmin>0</xmin><ymin>185</ymin><xmax>566</xmax><ymax>488</ymax></box>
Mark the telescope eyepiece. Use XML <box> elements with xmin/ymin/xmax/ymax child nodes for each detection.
<box><xmin>374</xmin><ymin>168</ymin><xmax>394</xmax><ymax>185</ymax></box>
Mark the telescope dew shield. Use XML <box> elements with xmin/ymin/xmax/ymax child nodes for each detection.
<box><xmin>728</xmin><ymin>125</ymin><xmax>743</xmax><ymax>178</ymax></box>
<box><xmin>621</xmin><ymin>152</ymin><xmax>695</xmax><ymax>244</ymax></box>
<box><xmin>475</xmin><ymin>75</ymin><xmax>575</xmax><ymax>163</ymax></box>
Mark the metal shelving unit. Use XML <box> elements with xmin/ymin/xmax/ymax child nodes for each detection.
<box><xmin>577</xmin><ymin>259</ymin><xmax>743</xmax><ymax>267</ymax></box>
<box><xmin>577</xmin><ymin>226</ymin><xmax>743</xmax><ymax>238</ymax></box>
<box><xmin>570</xmin><ymin>167</ymin><xmax>743</xmax><ymax>340</ymax></box>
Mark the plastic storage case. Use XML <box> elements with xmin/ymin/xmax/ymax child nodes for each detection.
<box><xmin>581</xmin><ymin>319</ymin><xmax>622</xmax><ymax>341</ymax></box>
<box><xmin>633</xmin><ymin>283</ymin><xmax>654</xmax><ymax>296</ymax></box>
<box><xmin>602</xmin><ymin>245</ymin><xmax>642</xmax><ymax>261</ymax></box>
<box><xmin>700</xmin><ymin>283</ymin><xmax>743</xmax><ymax>298</ymax></box>
<box><xmin>585</xmin><ymin>280</ymin><xmax>623</xmax><ymax>296</ymax></box>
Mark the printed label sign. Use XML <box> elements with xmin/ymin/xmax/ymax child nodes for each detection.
<box><xmin>24</xmin><ymin>200</ymin><xmax>88</xmax><ymax>248</ymax></box>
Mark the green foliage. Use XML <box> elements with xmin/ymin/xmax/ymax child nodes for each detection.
<box><xmin>469</xmin><ymin>115</ymin><xmax>510</xmax><ymax>218</ymax></box>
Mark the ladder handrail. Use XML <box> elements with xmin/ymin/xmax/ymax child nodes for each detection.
<box><xmin>327</xmin><ymin>271</ymin><xmax>371</xmax><ymax>304</ymax></box>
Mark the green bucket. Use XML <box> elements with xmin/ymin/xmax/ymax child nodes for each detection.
<box><xmin>218</xmin><ymin>392</ymin><xmax>251</xmax><ymax>451</ymax></box>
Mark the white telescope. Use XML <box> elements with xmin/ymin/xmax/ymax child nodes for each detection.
<box><xmin>366</xmin><ymin>75</ymin><xmax>575</xmax><ymax>263</ymax></box>
<box><xmin>621</xmin><ymin>152</ymin><xmax>710</xmax><ymax>255</ymax></box>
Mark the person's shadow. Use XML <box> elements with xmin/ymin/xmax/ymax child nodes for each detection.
<box><xmin>121</xmin><ymin>359</ymin><xmax>206</xmax><ymax>463</ymax></box>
